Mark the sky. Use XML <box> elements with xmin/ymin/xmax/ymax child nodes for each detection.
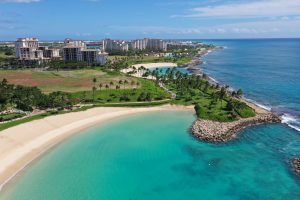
<box><xmin>1</xmin><ymin>0</ymin><xmax>300</xmax><ymax>40</ymax></box>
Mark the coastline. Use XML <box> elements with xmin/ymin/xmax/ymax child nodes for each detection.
<box><xmin>132</xmin><ymin>62</ymin><xmax>177</xmax><ymax>69</ymax></box>
<box><xmin>187</xmin><ymin>46</ymin><xmax>282</xmax><ymax>142</ymax></box>
<box><xmin>121</xmin><ymin>62</ymin><xmax>177</xmax><ymax>79</ymax></box>
<box><xmin>191</xmin><ymin>101</ymin><xmax>281</xmax><ymax>142</ymax></box>
<box><xmin>0</xmin><ymin>105</ymin><xmax>193</xmax><ymax>191</ymax></box>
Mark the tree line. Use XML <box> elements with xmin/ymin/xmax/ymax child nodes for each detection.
<box><xmin>0</xmin><ymin>79</ymin><xmax>74</xmax><ymax>112</ymax></box>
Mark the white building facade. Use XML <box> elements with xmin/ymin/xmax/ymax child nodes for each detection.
<box><xmin>132</xmin><ymin>38</ymin><xmax>167</xmax><ymax>51</ymax></box>
<box><xmin>15</xmin><ymin>38</ymin><xmax>60</xmax><ymax>62</ymax></box>
<box><xmin>63</xmin><ymin>39</ymin><xmax>107</xmax><ymax>65</ymax></box>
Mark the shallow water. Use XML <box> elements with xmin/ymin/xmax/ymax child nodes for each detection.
<box><xmin>2</xmin><ymin>39</ymin><xmax>300</xmax><ymax>199</ymax></box>
<box><xmin>1</xmin><ymin>111</ymin><xmax>300</xmax><ymax>200</ymax></box>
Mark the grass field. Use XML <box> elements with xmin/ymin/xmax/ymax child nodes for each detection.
<box><xmin>0</xmin><ymin>69</ymin><xmax>140</xmax><ymax>93</ymax></box>
<box><xmin>72</xmin><ymin>79</ymin><xmax>170</xmax><ymax>103</ymax></box>
<box><xmin>0</xmin><ymin>69</ymin><xmax>171</xmax><ymax>103</ymax></box>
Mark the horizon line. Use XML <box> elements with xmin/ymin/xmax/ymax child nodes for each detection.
<box><xmin>1</xmin><ymin>37</ymin><xmax>300</xmax><ymax>43</ymax></box>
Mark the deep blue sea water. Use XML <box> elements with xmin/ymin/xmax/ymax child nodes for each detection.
<box><xmin>1</xmin><ymin>39</ymin><xmax>300</xmax><ymax>199</ymax></box>
<box><xmin>201</xmin><ymin>39</ymin><xmax>300</xmax><ymax>132</ymax></box>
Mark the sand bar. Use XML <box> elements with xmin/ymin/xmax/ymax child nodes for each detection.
<box><xmin>0</xmin><ymin>105</ymin><xmax>193</xmax><ymax>190</ymax></box>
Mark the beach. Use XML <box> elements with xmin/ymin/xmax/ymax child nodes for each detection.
<box><xmin>121</xmin><ymin>62</ymin><xmax>177</xmax><ymax>78</ymax></box>
<box><xmin>132</xmin><ymin>63</ymin><xmax>177</xmax><ymax>69</ymax></box>
<box><xmin>0</xmin><ymin>105</ymin><xmax>193</xmax><ymax>190</ymax></box>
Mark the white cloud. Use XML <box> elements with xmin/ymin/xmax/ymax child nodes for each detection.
<box><xmin>106</xmin><ymin>17</ymin><xmax>300</xmax><ymax>38</ymax></box>
<box><xmin>0</xmin><ymin>0</ymin><xmax>40</xmax><ymax>3</ymax></box>
<box><xmin>181</xmin><ymin>0</ymin><xmax>300</xmax><ymax>18</ymax></box>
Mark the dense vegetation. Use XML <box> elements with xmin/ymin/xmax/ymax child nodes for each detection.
<box><xmin>0</xmin><ymin>46</ymin><xmax>14</xmax><ymax>57</ymax></box>
<box><xmin>147</xmin><ymin>68</ymin><xmax>255</xmax><ymax>122</ymax></box>
<box><xmin>0</xmin><ymin>78</ymin><xmax>74</xmax><ymax>112</ymax></box>
<box><xmin>0</xmin><ymin>70</ymin><xmax>170</xmax><ymax>112</ymax></box>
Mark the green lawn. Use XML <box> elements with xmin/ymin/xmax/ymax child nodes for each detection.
<box><xmin>71</xmin><ymin>79</ymin><xmax>171</xmax><ymax>103</ymax></box>
<box><xmin>0</xmin><ymin>113</ymin><xmax>26</xmax><ymax>122</ymax></box>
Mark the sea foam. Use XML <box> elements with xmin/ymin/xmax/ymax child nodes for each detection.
<box><xmin>282</xmin><ymin>114</ymin><xmax>300</xmax><ymax>132</ymax></box>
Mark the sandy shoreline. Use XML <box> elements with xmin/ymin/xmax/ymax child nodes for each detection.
<box><xmin>121</xmin><ymin>62</ymin><xmax>177</xmax><ymax>79</ymax></box>
<box><xmin>0</xmin><ymin>105</ymin><xmax>193</xmax><ymax>190</ymax></box>
<box><xmin>132</xmin><ymin>62</ymin><xmax>177</xmax><ymax>69</ymax></box>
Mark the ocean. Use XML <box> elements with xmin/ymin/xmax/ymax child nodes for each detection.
<box><xmin>1</xmin><ymin>39</ymin><xmax>300</xmax><ymax>199</ymax></box>
<box><xmin>201</xmin><ymin>39</ymin><xmax>300</xmax><ymax>132</ymax></box>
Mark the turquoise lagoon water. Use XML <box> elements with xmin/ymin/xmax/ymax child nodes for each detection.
<box><xmin>1</xmin><ymin>39</ymin><xmax>300</xmax><ymax>199</ymax></box>
<box><xmin>1</xmin><ymin>111</ymin><xmax>300</xmax><ymax>200</ymax></box>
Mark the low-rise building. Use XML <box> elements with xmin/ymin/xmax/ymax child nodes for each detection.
<box><xmin>38</xmin><ymin>46</ymin><xmax>60</xmax><ymax>59</ymax></box>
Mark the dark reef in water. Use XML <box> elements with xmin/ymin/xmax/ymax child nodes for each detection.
<box><xmin>292</xmin><ymin>157</ymin><xmax>300</xmax><ymax>176</ymax></box>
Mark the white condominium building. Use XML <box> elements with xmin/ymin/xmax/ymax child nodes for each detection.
<box><xmin>132</xmin><ymin>38</ymin><xmax>167</xmax><ymax>51</ymax></box>
<box><xmin>63</xmin><ymin>39</ymin><xmax>108</xmax><ymax>65</ymax></box>
<box><xmin>15</xmin><ymin>38</ymin><xmax>61</xmax><ymax>61</ymax></box>
<box><xmin>102</xmin><ymin>39</ymin><xmax>129</xmax><ymax>51</ymax></box>
<box><xmin>63</xmin><ymin>46</ymin><xmax>83</xmax><ymax>62</ymax></box>
<box><xmin>38</xmin><ymin>46</ymin><xmax>60</xmax><ymax>59</ymax></box>
<box><xmin>64</xmin><ymin>38</ymin><xmax>86</xmax><ymax>48</ymax></box>
<box><xmin>81</xmin><ymin>49</ymin><xmax>108</xmax><ymax>65</ymax></box>
<box><xmin>15</xmin><ymin>38</ymin><xmax>43</xmax><ymax>60</ymax></box>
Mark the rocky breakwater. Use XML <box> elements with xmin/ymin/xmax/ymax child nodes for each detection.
<box><xmin>292</xmin><ymin>157</ymin><xmax>300</xmax><ymax>176</ymax></box>
<box><xmin>191</xmin><ymin>101</ymin><xmax>281</xmax><ymax>142</ymax></box>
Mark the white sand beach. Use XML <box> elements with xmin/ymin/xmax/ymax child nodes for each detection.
<box><xmin>0</xmin><ymin>105</ymin><xmax>192</xmax><ymax>189</ymax></box>
<box><xmin>121</xmin><ymin>62</ymin><xmax>177</xmax><ymax>78</ymax></box>
<box><xmin>132</xmin><ymin>62</ymin><xmax>177</xmax><ymax>69</ymax></box>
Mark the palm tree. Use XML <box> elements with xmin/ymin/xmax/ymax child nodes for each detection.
<box><xmin>105</xmin><ymin>84</ymin><xmax>109</xmax><ymax>89</ymax></box>
<box><xmin>92</xmin><ymin>86</ymin><xmax>96</xmax><ymax>103</ymax></box>
<box><xmin>236</xmin><ymin>89</ymin><xmax>243</xmax><ymax>98</ymax></box>
<box><xmin>99</xmin><ymin>83</ymin><xmax>103</xmax><ymax>91</ymax></box>
<box><xmin>124</xmin><ymin>80</ymin><xmax>128</xmax><ymax>89</ymax></box>
<box><xmin>218</xmin><ymin>87</ymin><xmax>226</xmax><ymax>107</ymax></box>
<box><xmin>93</xmin><ymin>77</ymin><xmax>97</xmax><ymax>88</ymax></box>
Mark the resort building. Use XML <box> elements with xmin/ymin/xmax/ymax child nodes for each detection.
<box><xmin>15</xmin><ymin>38</ymin><xmax>43</xmax><ymax>60</ymax></box>
<box><xmin>63</xmin><ymin>46</ymin><xmax>83</xmax><ymax>62</ymax></box>
<box><xmin>63</xmin><ymin>39</ymin><xmax>108</xmax><ymax>65</ymax></box>
<box><xmin>38</xmin><ymin>46</ymin><xmax>60</xmax><ymax>59</ymax></box>
<box><xmin>81</xmin><ymin>49</ymin><xmax>108</xmax><ymax>65</ymax></box>
<box><xmin>64</xmin><ymin>38</ymin><xmax>86</xmax><ymax>48</ymax></box>
<box><xmin>102</xmin><ymin>39</ymin><xmax>129</xmax><ymax>51</ymax></box>
<box><xmin>15</xmin><ymin>38</ymin><xmax>61</xmax><ymax>62</ymax></box>
<box><xmin>132</xmin><ymin>38</ymin><xmax>167</xmax><ymax>51</ymax></box>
